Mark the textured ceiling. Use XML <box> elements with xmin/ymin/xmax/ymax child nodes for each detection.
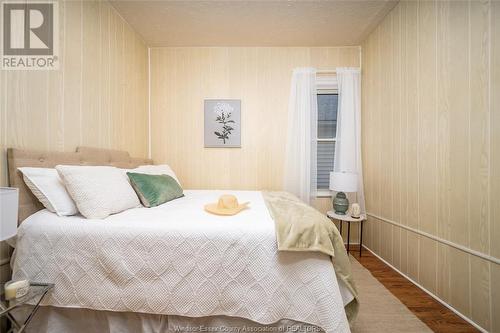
<box><xmin>110</xmin><ymin>1</ymin><xmax>398</xmax><ymax>47</ymax></box>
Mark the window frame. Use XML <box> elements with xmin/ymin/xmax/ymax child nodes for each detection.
<box><xmin>315</xmin><ymin>75</ymin><xmax>338</xmax><ymax>198</ymax></box>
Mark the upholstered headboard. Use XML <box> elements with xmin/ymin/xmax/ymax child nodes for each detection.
<box><xmin>7</xmin><ymin>146</ymin><xmax>153</xmax><ymax>223</ymax></box>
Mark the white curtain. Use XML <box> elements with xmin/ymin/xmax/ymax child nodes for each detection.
<box><xmin>283</xmin><ymin>68</ymin><xmax>318</xmax><ymax>203</ymax></box>
<box><xmin>334</xmin><ymin>67</ymin><xmax>365</xmax><ymax>213</ymax></box>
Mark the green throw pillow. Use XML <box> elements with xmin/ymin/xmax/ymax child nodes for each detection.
<box><xmin>127</xmin><ymin>172</ymin><xmax>184</xmax><ymax>208</ymax></box>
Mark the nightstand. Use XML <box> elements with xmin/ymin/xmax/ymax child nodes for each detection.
<box><xmin>327</xmin><ymin>211</ymin><xmax>367</xmax><ymax>256</ymax></box>
<box><xmin>0</xmin><ymin>282</ymin><xmax>54</xmax><ymax>333</ymax></box>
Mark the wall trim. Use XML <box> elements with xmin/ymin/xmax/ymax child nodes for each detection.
<box><xmin>361</xmin><ymin>245</ymin><xmax>488</xmax><ymax>333</ymax></box>
<box><xmin>367</xmin><ymin>213</ymin><xmax>500</xmax><ymax>265</ymax></box>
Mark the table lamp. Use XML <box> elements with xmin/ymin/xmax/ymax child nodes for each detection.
<box><xmin>1</xmin><ymin>187</ymin><xmax>19</xmax><ymax>241</ymax></box>
<box><xmin>329</xmin><ymin>172</ymin><xmax>357</xmax><ymax>215</ymax></box>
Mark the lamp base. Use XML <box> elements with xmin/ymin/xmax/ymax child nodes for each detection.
<box><xmin>333</xmin><ymin>192</ymin><xmax>349</xmax><ymax>215</ymax></box>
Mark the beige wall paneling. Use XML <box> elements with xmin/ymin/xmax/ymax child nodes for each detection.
<box><xmin>99</xmin><ymin>1</ymin><xmax>111</xmax><ymax>150</ymax></box>
<box><xmin>417</xmin><ymin>0</ymin><xmax>437</xmax><ymax>294</ymax></box>
<box><xmin>469</xmin><ymin>0</ymin><xmax>491</xmax><ymax>330</ymax></box>
<box><xmin>364</xmin><ymin>29</ymin><xmax>375</xmax><ymax>252</ymax></box>
<box><xmin>122</xmin><ymin>22</ymin><xmax>148</xmax><ymax>157</ymax></box>
<box><xmin>137</xmin><ymin>29</ymin><xmax>149</xmax><ymax>156</ymax></box>
<box><xmin>25</xmin><ymin>74</ymin><xmax>48</xmax><ymax>151</ymax></box>
<box><xmin>492</xmin><ymin>263</ymin><xmax>500</xmax><ymax>333</ymax></box>
<box><xmin>449</xmin><ymin>247</ymin><xmax>472</xmax><ymax>318</ymax></box>
<box><xmin>372</xmin><ymin>26</ymin><xmax>382</xmax><ymax>255</ymax></box>
<box><xmin>404</xmin><ymin>0</ymin><xmax>420</xmax><ymax>283</ymax></box>
<box><xmin>447</xmin><ymin>0</ymin><xmax>471</xmax><ymax>317</ymax></box>
<box><xmin>150</xmin><ymin>47</ymin><xmax>360</xmax><ymax>241</ymax></box>
<box><xmin>406</xmin><ymin>231</ymin><xmax>420</xmax><ymax>283</ymax></box>
<box><xmin>63</xmin><ymin>0</ymin><xmax>83</xmax><ymax>151</ymax></box>
<box><xmin>491</xmin><ymin>1</ymin><xmax>500</xmax><ymax>330</ymax></box>
<box><xmin>108</xmin><ymin>6</ymin><xmax>119</xmax><ymax>151</ymax></box>
<box><xmin>391</xmin><ymin>4</ymin><xmax>402</xmax><ymax>272</ymax></box>
<box><xmin>471</xmin><ymin>255</ymin><xmax>491</xmax><ymax>330</ymax></box>
<box><xmin>47</xmin><ymin>1</ymin><xmax>65</xmax><ymax>152</ymax></box>
<box><xmin>0</xmin><ymin>0</ymin><xmax>148</xmax><ymax>273</ymax></box>
<box><xmin>436</xmin><ymin>243</ymin><xmax>450</xmax><ymax>303</ymax></box>
<box><xmin>361</xmin><ymin>36</ymin><xmax>370</xmax><ymax>249</ymax></box>
<box><xmin>436</xmin><ymin>0</ymin><xmax>450</xmax><ymax>303</ymax></box>
<box><xmin>398</xmin><ymin>0</ymin><xmax>408</xmax><ymax>276</ymax></box>
<box><xmin>419</xmin><ymin>236</ymin><xmax>437</xmax><ymax>294</ymax></box>
<box><xmin>361</xmin><ymin>32</ymin><xmax>372</xmax><ymax>250</ymax></box>
<box><xmin>111</xmin><ymin>11</ymin><xmax>124</xmax><ymax>153</ymax></box>
<box><xmin>379</xmin><ymin>11</ymin><xmax>393</xmax><ymax>264</ymax></box>
<box><xmin>123</xmin><ymin>23</ymin><xmax>135</xmax><ymax>152</ymax></box>
<box><xmin>82</xmin><ymin>0</ymin><xmax>100</xmax><ymax>148</ymax></box>
<box><xmin>491</xmin><ymin>0</ymin><xmax>500</xmax><ymax>268</ymax></box>
<box><xmin>0</xmin><ymin>0</ymin><xmax>148</xmax><ymax>164</ymax></box>
<box><xmin>361</xmin><ymin>0</ymin><xmax>498</xmax><ymax>329</ymax></box>
<box><xmin>469</xmin><ymin>0</ymin><xmax>491</xmax><ymax>254</ymax></box>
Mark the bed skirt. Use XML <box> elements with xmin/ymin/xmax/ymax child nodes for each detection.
<box><xmin>16</xmin><ymin>306</ymin><xmax>325</xmax><ymax>333</ymax></box>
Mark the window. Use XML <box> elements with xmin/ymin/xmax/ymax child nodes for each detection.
<box><xmin>316</xmin><ymin>79</ymin><xmax>338</xmax><ymax>196</ymax></box>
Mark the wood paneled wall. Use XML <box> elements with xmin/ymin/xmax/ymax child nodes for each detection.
<box><xmin>0</xmin><ymin>0</ymin><xmax>148</xmax><ymax>263</ymax></box>
<box><xmin>361</xmin><ymin>1</ymin><xmax>499</xmax><ymax>331</ymax></box>
<box><xmin>150</xmin><ymin>47</ymin><xmax>360</xmax><ymax>235</ymax></box>
<box><xmin>0</xmin><ymin>0</ymin><xmax>149</xmax><ymax>185</ymax></box>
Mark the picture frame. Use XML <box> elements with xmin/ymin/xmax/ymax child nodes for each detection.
<box><xmin>204</xmin><ymin>99</ymin><xmax>241</xmax><ymax>148</ymax></box>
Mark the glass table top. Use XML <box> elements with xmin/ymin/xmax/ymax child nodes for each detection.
<box><xmin>0</xmin><ymin>282</ymin><xmax>54</xmax><ymax>316</ymax></box>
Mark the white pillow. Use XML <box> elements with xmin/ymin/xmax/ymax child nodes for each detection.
<box><xmin>56</xmin><ymin>165</ymin><xmax>140</xmax><ymax>219</ymax></box>
<box><xmin>18</xmin><ymin>167</ymin><xmax>78</xmax><ymax>216</ymax></box>
<box><xmin>129</xmin><ymin>164</ymin><xmax>181</xmax><ymax>185</ymax></box>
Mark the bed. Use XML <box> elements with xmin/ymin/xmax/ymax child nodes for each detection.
<box><xmin>7</xmin><ymin>147</ymin><xmax>355</xmax><ymax>333</ymax></box>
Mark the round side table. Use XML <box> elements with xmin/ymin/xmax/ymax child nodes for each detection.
<box><xmin>327</xmin><ymin>211</ymin><xmax>367</xmax><ymax>256</ymax></box>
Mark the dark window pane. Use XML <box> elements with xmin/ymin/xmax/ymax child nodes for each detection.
<box><xmin>317</xmin><ymin>141</ymin><xmax>335</xmax><ymax>189</ymax></box>
<box><xmin>317</xmin><ymin>94</ymin><xmax>338</xmax><ymax>139</ymax></box>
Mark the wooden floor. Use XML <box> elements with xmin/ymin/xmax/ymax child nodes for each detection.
<box><xmin>349</xmin><ymin>245</ymin><xmax>479</xmax><ymax>333</ymax></box>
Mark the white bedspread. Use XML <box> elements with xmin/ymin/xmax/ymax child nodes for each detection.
<box><xmin>12</xmin><ymin>190</ymin><xmax>351</xmax><ymax>333</ymax></box>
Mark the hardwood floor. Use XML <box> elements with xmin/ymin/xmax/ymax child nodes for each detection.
<box><xmin>349</xmin><ymin>245</ymin><xmax>480</xmax><ymax>333</ymax></box>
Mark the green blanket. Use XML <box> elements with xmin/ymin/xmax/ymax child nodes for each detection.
<box><xmin>262</xmin><ymin>191</ymin><xmax>359</xmax><ymax>323</ymax></box>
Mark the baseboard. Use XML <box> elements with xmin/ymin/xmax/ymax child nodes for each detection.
<box><xmin>361</xmin><ymin>244</ymin><xmax>488</xmax><ymax>333</ymax></box>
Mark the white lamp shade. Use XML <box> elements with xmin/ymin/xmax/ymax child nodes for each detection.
<box><xmin>0</xmin><ymin>187</ymin><xmax>19</xmax><ymax>241</ymax></box>
<box><xmin>329</xmin><ymin>172</ymin><xmax>358</xmax><ymax>192</ymax></box>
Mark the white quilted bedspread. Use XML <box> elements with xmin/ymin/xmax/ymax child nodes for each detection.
<box><xmin>12</xmin><ymin>190</ymin><xmax>351</xmax><ymax>333</ymax></box>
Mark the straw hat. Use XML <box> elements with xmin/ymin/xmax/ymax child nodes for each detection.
<box><xmin>204</xmin><ymin>194</ymin><xmax>249</xmax><ymax>216</ymax></box>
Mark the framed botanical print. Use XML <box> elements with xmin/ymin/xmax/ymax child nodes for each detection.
<box><xmin>204</xmin><ymin>99</ymin><xmax>241</xmax><ymax>148</ymax></box>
